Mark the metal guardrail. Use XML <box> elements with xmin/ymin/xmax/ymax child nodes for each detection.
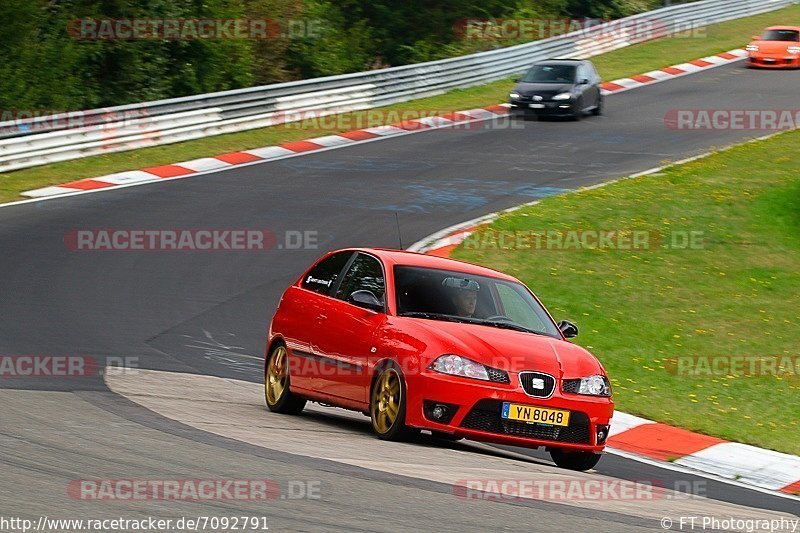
<box><xmin>0</xmin><ymin>0</ymin><xmax>795</xmax><ymax>172</ymax></box>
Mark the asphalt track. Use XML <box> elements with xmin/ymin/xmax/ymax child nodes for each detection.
<box><xmin>1</xmin><ymin>61</ymin><xmax>799</xmax><ymax>530</ymax></box>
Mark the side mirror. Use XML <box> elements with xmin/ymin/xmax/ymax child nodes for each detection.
<box><xmin>514</xmin><ymin>77</ymin><xmax>521</xmax><ymax>83</ymax></box>
<box><xmin>579</xmin><ymin>78</ymin><xmax>590</xmax><ymax>85</ymax></box>
<box><xmin>752</xmin><ymin>35</ymin><xmax>760</xmax><ymax>40</ymax></box>
<box><xmin>348</xmin><ymin>290</ymin><xmax>384</xmax><ymax>312</ymax></box>
<box><xmin>557</xmin><ymin>320</ymin><xmax>579</xmax><ymax>339</ymax></box>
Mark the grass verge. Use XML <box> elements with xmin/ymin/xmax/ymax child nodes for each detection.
<box><xmin>3</xmin><ymin>3</ymin><xmax>800</xmax><ymax>203</ymax></box>
<box><xmin>452</xmin><ymin>129</ymin><xmax>800</xmax><ymax>455</ymax></box>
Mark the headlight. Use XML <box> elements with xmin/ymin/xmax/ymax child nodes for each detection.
<box><xmin>572</xmin><ymin>375</ymin><xmax>611</xmax><ymax>396</ymax></box>
<box><xmin>788</xmin><ymin>46</ymin><xmax>800</xmax><ymax>55</ymax></box>
<box><xmin>509</xmin><ymin>92</ymin><xmax>521</xmax><ymax>99</ymax></box>
<box><xmin>552</xmin><ymin>92</ymin><xmax>572</xmax><ymax>101</ymax></box>
<box><xmin>746</xmin><ymin>44</ymin><xmax>759</xmax><ymax>52</ymax></box>
<box><xmin>430</xmin><ymin>354</ymin><xmax>489</xmax><ymax>381</ymax></box>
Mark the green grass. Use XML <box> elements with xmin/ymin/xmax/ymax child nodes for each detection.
<box><xmin>453</xmin><ymin>130</ymin><xmax>800</xmax><ymax>455</ymax></box>
<box><xmin>3</xmin><ymin>3</ymin><xmax>800</xmax><ymax>203</ymax></box>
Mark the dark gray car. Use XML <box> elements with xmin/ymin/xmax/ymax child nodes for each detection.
<box><xmin>509</xmin><ymin>59</ymin><xmax>602</xmax><ymax>120</ymax></box>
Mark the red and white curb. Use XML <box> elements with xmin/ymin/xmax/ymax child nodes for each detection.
<box><xmin>20</xmin><ymin>106</ymin><xmax>511</xmax><ymax>199</ymax></box>
<box><xmin>408</xmin><ymin>169</ymin><xmax>800</xmax><ymax>499</ymax></box>
<box><xmin>20</xmin><ymin>49</ymin><xmax>749</xmax><ymax>200</ymax></box>
<box><xmin>599</xmin><ymin>48</ymin><xmax>748</xmax><ymax>95</ymax></box>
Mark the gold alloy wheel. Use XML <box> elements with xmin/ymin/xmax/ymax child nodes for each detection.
<box><xmin>371</xmin><ymin>368</ymin><xmax>401</xmax><ymax>434</ymax></box>
<box><xmin>265</xmin><ymin>346</ymin><xmax>288</xmax><ymax>406</ymax></box>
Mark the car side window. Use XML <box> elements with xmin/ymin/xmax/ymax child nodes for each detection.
<box><xmin>335</xmin><ymin>253</ymin><xmax>386</xmax><ymax>304</ymax></box>
<box><xmin>301</xmin><ymin>251</ymin><xmax>353</xmax><ymax>295</ymax></box>
<box><xmin>589</xmin><ymin>63</ymin><xmax>600</xmax><ymax>82</ymax></box>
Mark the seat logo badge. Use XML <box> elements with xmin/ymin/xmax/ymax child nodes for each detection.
<box><xmin>531</xmin><ymin>378</ymin><xmax>545</xmax><ymax>389</ymax></box>
<box><xmin>533</xmin><ymin>95</ymin><xmax>543</xmax><ymax>101</ymax></box>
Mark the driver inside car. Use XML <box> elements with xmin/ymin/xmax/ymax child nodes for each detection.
<box><xmin>442</xmin><ymin>277</ymin><xmax>480</xmax><ymax>318</ymax></box>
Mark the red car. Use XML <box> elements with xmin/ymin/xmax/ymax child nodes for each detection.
<box><xmin>265</xmin><ymin>248</ymin><xmax>614</xmax><ymax>470</ymax></box>
<box><xmin>746</xmin><ymin>26</ymin><xmax>800</xmax><ymax>68</ymax></box>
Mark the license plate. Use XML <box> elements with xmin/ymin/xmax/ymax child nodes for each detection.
<box><xmin>764</xmin><ymin>58</ymin><xmax>776</xmax><ymax>62</ymax></box>
<box><xmin>501</xmin><ymin>402</ymin><xmax>570</xmax><ymax>426</ymax></box>
<box><xmin>529</xmin><ymin>103</ymin><xmax>545</xmax><ymax>109</ymax></box>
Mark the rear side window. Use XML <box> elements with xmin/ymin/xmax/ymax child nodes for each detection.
<box><xmin>336</xmin><ymin>253</ymin><xmax>386</xmax><ymax>303</ymax></box>
<box><xmin>301</xmin><ymin>251</ymin><xmax>353</xmax><ymax>295</ymax></box>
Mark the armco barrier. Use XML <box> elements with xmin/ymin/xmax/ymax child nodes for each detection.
<box><xmin>0</xmin><ymin>0</ymin><xmax>795</xmax><ymax>172</ymax></box>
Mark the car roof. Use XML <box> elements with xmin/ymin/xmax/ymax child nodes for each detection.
<box><xmin>765</xmin><ymin>25</ymin><xmax>800</xmax><ymax>31</ymax></box>
<box><xmin>338</xmin><ymin>248</ymin><xmax>519</xmax><ymax>282</ymax></box>
<box><xmin>536</xmin><ymin>59</ymin><xmax>585</xmax><ymax>66</ymax></box>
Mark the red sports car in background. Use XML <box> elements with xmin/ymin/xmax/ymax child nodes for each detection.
<box><xmin>746</xmin><ymin>26</ymin><xmax>800</xmax><ymax>68</ymax></box>
<box><xmin>265</xmin><ymin>248</ymin><xmax>614</xmax><ymax>470</ymax></box>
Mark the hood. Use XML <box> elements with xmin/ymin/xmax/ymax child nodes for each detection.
<box><xmin>751</xmin><ymin>40</ymin><xmax>797</xmax><ymax>54</ymax></box>
<box><xmin>408</xmin><ymin>319</ymin><xmax>605</xmax><ymax>378</ymax></box>
<box><xmin>514</xmin><ymin>82</ymin><xmax>573</xmax><ymax>97</ymax></box>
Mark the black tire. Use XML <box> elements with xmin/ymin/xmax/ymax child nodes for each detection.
<box><xmin>550</xmin><ymin>449</ymin><xmax>602</xmax><ymax>471</ymax></box>
<box><xmin>592</xmin><ymin>96</ymin><xmax>603</xmax><ymax>116</ymax></box>
<box><xmin>264</xmin><ymin>342</ymin><xmax>306</xmax><ymax>414</ymax></box>
<box><xmin>370</xmin><ymin>361</ymin><xmax>418</xmax><ymax>441</ymax></box>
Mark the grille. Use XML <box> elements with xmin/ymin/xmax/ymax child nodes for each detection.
<box><xmin>562</xmin><ymin>379</ymin><xmax>581</xmax><ymax>394</ymax></box>
<box><xmin>487</xmin><ymin>367</ymin><xmax>510</xmax><ymax>384</ymax></box>
<box><xmin>460</xmin><ymin>400</ymin><xmax>591</xmax><ymax>444</ymax></box>
<box><xmin>519</xmin><ymin>371</ymin><xmax>555</xmax><ymax>398</ymax></box>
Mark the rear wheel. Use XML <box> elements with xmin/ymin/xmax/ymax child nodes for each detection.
<box><xmin>550</xmin><ymin>449</ymin><xmax>602</xmax><ymax>471</ymax></box>
<box><xmin>370</xmin><ymin>362</ymin><xmax>417</xmax><ymax>441</ymax></box>
<box><xmin>264</xmin><ymin>343</ymin><xmax>306</xmax><ymax>414</ymax></box>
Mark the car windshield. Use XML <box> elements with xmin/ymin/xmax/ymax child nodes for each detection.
<box><xmin>521</xmin><ymin>64</ymin><xmax>576</xmax><ymax>84</ymax></box>
<box><xmin>761</xmin><ymin>29</ymin><xmax>800</xmax><ymax>41</ymax></box>
<box><xmin>394</xmin><ymin>265</ymin><xmax>561</xmax><ymax>338</ymax></box>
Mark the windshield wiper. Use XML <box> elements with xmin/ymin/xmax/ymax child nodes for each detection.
<box><xmin>398</xmin><ymin>312</ymin><xmax>462</xmax><ymax>322</ymax></box>
<box><xmin>400</xmin><ymin>312</ymin><xmax>551</xmax><ymax>336</ymax></box>
<box><xmin>473</xmin><ymin>319</ymin><xmax>548</xmax><ymax>336</ymax></box>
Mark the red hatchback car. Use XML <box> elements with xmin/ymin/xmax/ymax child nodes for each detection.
<box><xmin>265</xmin><ymin>248</ymin><xmax>614</xmax><ymax>470</ymax></box>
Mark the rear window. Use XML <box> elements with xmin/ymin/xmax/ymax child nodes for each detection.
<box><xmin>761</xmin><ymin>29</ymin><xmax>800</xmax><ymax>41</ymax></box>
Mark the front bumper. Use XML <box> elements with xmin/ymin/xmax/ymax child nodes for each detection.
<box><xmin>510</xmin><ymin>100</ymin><xmax>576</xmax><ymax>117</ymax></box>
<box><xmin>747</xmin><ymin>54</ymin><xmax>800</xmax><ymax>68</ymax></box>
<box><xmin>405</xmin><ymin>370</ymin><xmax>614</xmax><ymax>453</ymax></box>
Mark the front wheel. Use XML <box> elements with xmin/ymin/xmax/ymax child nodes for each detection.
<box><xmin>592</xmin><ymin>97</ymin><xmax>603</xmax><ymax>116</ymax></box>
<box><xmin>370</xmin><ymin>362</ymin><xmax>417</xmax><ymax>441</ymax></box>
<box><xmin>550</xmin><ymin>449</ymin><xmax>602</xmax><ymax>471</ymax></box>
<box><xmin>264</xmin><ymin>343</ymin><xmax>306</xmax><ymax>414</ymax></box>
